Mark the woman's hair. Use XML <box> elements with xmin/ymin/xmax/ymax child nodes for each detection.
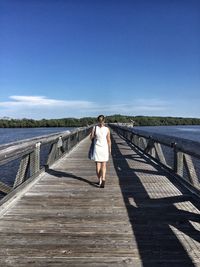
<box><xmin>97</xmin><ymin>115</ymin><xmax>105</xmax><ymax>123</ymax></box>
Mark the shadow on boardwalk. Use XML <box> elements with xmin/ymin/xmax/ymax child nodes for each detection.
<box><xmin>46</xmin><ymin>168</ymin><xmax>99</xmax><ymax>187</ymax></box>
<box><xmin>111</xmin><ymin>132</ymin><xmax>200</xmax><ymax>267</ymax></box>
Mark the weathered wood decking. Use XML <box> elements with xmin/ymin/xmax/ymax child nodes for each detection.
<box><xmin>0</xmin><ymin>131</ymin><xmax>200</xmax><ymax>266</ymax></box>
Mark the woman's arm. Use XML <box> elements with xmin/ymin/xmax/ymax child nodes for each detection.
<box><xmin>90</xmin><ymin>126</ymin><xmax>95</xmax><ymax>140</ymax></box>
<box><xmin>106</xmin><ymin>128</ymin><xmax>111</xmax><ymax>153</ymax></box>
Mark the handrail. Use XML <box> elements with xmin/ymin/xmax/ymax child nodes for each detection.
<box><xmin>0</xmin><ymin>126</ymin><xmax>92</xmax><ymax>196</ymax></box>
<box><xmin>0</xmin><ymin>129</ymin><xmax>78</xmax><ymax>164</ymax></box>
<box><xmin>110</xmin><ymin>124</ymin><xmax>200</xmax><ymax>193</ymax></box>
<box><xmin>128</xmin><ymin>128</ymin><xmax>200</xmax><ymax>159</ymax></box>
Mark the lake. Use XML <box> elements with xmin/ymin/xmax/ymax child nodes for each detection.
<box><xmin>0</xmin><ymin>126</ymin><xmax>200</xmax><ymax>145</ymax></box>
<box><xmin>132</xmin><ymin>125</ymin><xmax>200</xmax><ymax>143</ymax></box>
<box><xmin>0</xmin><ymin>127</ymin><xmax>75</xmax><ymax>145</ymax></box>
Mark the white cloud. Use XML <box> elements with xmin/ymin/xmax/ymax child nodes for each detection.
<box><xmin>0</xmin><ymin>95</ymin><xmax>94</xmax><ymax>109</ymax></box>
<box><xmin>0</xmin><ymin>95</ymin><xmax>96</xmax><ymax>119</ymax></box>
<box><xmin>0</xmin><ymin>95</ymin><xmax>171</xmax><ymax>119</ymax></box>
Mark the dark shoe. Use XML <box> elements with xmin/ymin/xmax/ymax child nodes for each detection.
<box><xmin>92</xmin><ymin>181</ymin><xmax>100</xmax><ymax>187</ymax></box>
<box><xmin>100</xmin><ymin>180</ymin><xmax>105</xmax><ymax>188</ymax></box>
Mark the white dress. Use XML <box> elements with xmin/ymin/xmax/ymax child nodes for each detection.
<box><xmin>93</xmin><ymin>126</ymin><xmax>109</xmax><ymax>162</ymax></box>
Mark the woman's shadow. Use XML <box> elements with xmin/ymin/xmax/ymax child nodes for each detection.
<box><xmin>45</xmin><ymin>167</ymin><xmax>99</xmax><ymax>188</ymax></box>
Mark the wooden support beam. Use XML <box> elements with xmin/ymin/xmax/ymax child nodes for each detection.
<box><xmin>56</xmin><ymin>137</ymin><xmax>63</xmax><ymax>158</ymax></box>
<box><xmin>13</xmin><ymin>154</ymin><xmax>30</xmax><ymax>188</ymax></box>
<box><xmin>174</xmin><ymin>151</ymin><xmax>184</xmax><ymax>177</ymax></box>
<box><xmin>47</xmin><ymin>143</ymin><xmax>57</xmax><ymax>167</ymax></box>
<box><xmin>133</xmin><ymin>135</ymin><xmax>139</xmax><ymax>147</ymax></box>
<box><xmin>183</xmin><ymin>154</ymin><xmax>199</xmax><ymax>188</ymax></box>
<box><xmin>140</xmin><ymin>137</ymin><xmax>147</xmax><ymax>150</ymax></box>
<box><xmin>64</xmin><ymin>137</ymin><xmax>70</xmax><ymax>153</ymax></box>
<box><xmin>130</xmin><ymin>133</ymin><xmax>134</xmax><ymax>143</ymax></box>
<box><xmin>29</xmin><ymin>142</ymin><xmax>41</xmax><ymax>177</ymax></box>
<box><xmin>0</xmin><ymin>181</ymin><xmax>12</xmax><ymax>194</ymax></box>
<box><xmin>150</xmin><ymin>146</ymin><xmax>156</xmax><ymax>157</ymax></box>
<box><xmin>154</xmin><ymin>143</ymin><xmax>167</xmax><ymax>166</ymax></box>
<box><xmin>144</xmin><ymin>138</ymin><xmax>154</xmax><ymax>154</ymax></box>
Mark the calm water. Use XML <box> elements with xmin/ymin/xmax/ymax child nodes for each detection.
<box><xmin>0</xmin><ymin>127</ymin><xmax>75</xmax><ymax>145</ymax></box>
<box><xmin>0</xmin><ymin>126</ymin><xmax>200</xmax><ymax>145</ymax></box>
<box><xmin>133</xmin><ymin>125</ymin><xmax>200</xmax><ymax>143</ymax></box>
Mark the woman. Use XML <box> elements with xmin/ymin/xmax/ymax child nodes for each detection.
<box><xmin>90</xmin><ymin>115</ymin><xmax>111</xmax><ymax>188</ymax></box>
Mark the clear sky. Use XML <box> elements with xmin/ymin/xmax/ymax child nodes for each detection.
<box><xmin>0</xmin><ymin>0</ymin><xmax>199</xmax><ymax>119</ymax></box>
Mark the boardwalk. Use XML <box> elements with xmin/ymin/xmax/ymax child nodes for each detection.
<box><xmin>0</xmin><ymin>130</ymin><xmax>200</xmax><ymax>266</ymax></box>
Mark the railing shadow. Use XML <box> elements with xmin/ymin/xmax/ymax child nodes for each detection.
<box><xmin>111</xmin><ymin>131</ymin><xmax>200</xmax><ymax>266</ymax></box>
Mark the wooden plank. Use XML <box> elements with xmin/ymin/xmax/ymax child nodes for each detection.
<box><xmin>0</xmin><ymin>257</ymin><xmax>140</xmax><ymax>267</ymax></box>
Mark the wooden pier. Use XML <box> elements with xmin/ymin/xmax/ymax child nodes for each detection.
<box><xmin>0</xmin><ymin>129</ymin><xmax>200</xmax><ymax>266</ymax></box>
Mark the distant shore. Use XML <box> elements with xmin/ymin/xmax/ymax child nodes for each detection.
<box><xmin>0</xmin><ymin>115</ymin><xmax>200</xmax><ymax>128</ymax></box>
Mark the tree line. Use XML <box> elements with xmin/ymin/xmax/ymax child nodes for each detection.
<box><xmin>0</xmin><ymin>115</ymin><xmax>200</xmax><ymax>128</ymax></box>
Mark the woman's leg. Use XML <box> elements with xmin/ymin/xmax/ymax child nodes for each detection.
<box><xmin>96</xmin><ymin>162</ymin><xmax>102</xmax><ymax>181</ymax></box>
<box><xmin>99</xmin><ymin>162</ymin><xmax>107</xmax><ymax>188</ymax></box>
<box><xmin>101</xmin><ymin>162</ymin><xmax>107</xmax><ymax>181</ymax></box>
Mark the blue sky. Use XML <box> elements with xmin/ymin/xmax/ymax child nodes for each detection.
<box><xmin>0</xmin><ymin>0</ymin><xmax>199</xmax><ymax>119</ymax></box>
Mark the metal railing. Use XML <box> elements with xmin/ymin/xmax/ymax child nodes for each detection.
<box><xmin>0</xmin><ymin>127</ymin><xmax>91</xmax><ymax>197</ymax></box>
<box><xmin>110</xmin><ymin>124</ymin><xmax>200</xmax><ymax>193</ymax></box>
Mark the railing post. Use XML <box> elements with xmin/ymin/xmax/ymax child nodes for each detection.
<box><xmin>154</xmin><ymin>142</ymin><xmax>167</xmax><ymax>166</ymax></box>
<box><xmin>138</xmin><ymin>137</ymin><xmax>142</xmax><ymax>149</ymax></box>
<box><xmin>133</xmin><ymin>135</ymin><xmax>138</xmax><ymax>146</ymax></box>
<box><xmin>0</xmin><ymin>181</ymin><xmax>12</xmax><ymax>194</ymax></box>
<box><xmin>76</xmin><ymin>132</ymin><xmax>79</xmax><ymax>144</ymax></box>
<box><xmin>30</xmin><ymin>142</ymin><xmax>41</xmax><ymax>176</ymax></box>
<box><xmin>56</xmin><ymin>136</ymin><xmax>63</xmax><ymax>158</ymax></box>
<box><xmin>183</xmin><ymin>154</ymin><xmax>199</xmax><ymax>188</ymax></box>
<box><xmin>144</xmin><ymin>137</ymin><xmax>154</xmax><ymax>155</ymax></box>
<box><xmin>66</xmin><ymin>136</ymin><xmax>70</xmax><ymax>152</ymax></box>
<box><xmin>150</xmin><ymin>146</ymin><xmax>156</xmax><ymax>157</ymax></box>
<box><xmin>173</xmin><ymin>143</ymin><xmax>183</xmax><ymax>176</ymax></box>
<box><xmin>13</xmin><ymin>154</ymin><xmax>30</xmax><ymax>188</ymax></box>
